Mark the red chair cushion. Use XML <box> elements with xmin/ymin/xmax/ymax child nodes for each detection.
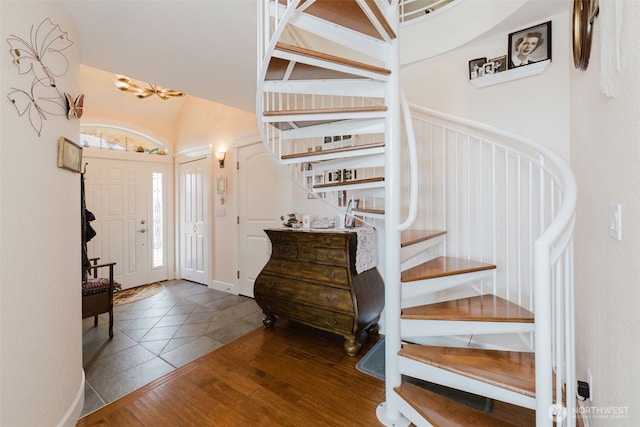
<box><xmin>82</xmin><ymin>278</ymin><xmax>121</xmax><ymax>296</ymax></box>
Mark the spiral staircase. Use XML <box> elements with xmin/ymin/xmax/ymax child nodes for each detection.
<box><xmin>256</xmin><ymin>1</ymin><xmax>577</xmax><ymax>426</ymax></box>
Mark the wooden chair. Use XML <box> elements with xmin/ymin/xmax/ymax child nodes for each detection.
<box><xmin>82</xmin><ymin>258</ymin><xmax>119</xmax><ymax>339</ymax></box>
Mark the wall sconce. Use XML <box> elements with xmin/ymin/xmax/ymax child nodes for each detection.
<box><xmin>215</xmin><ymin>151</ymin><xmax>226</xmax><ymax>168</ymax></box>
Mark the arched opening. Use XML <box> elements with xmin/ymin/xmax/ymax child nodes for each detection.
<box><xmin>79</xmin><ymin>124</ymin><xmax>169</xmax><ymax>154</ymax></box>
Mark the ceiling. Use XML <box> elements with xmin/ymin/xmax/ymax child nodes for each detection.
<box><xmin>61</xmin><ymin>0</ymin><xmax>259</xmax><ymax>113</ymax></box>
<box><xmin>60</xmin><ymin>0</ymin><xmax>570</xmax><ymax>124</ymax></box>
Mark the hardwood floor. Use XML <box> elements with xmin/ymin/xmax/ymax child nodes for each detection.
<box><xmin>77</xmin><ymin>320</ymin><xmax>385</xmax><ymax>426</ymax></box>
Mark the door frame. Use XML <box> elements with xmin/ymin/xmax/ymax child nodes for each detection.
<box><xmin>176</xmin><ymin>155</ymin><xmax>211</xmax><ymax>286</ymax></box>
<box><xmin>174</xmin><ymin>147</ymin><xmax>212</xmax><ymax>285</ymax></box>
<box><xmin>84</xmin><ymin>149</ymin><xmax>175</xmax><ymax>287</ymax></box>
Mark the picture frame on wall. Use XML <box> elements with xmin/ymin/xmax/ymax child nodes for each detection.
<box><xmin>57</xmin><ymin>137</ymin><xmax>83</xmax><ymax>173</ymax></box>
<box><xmin>508</xmin><ymin>21</ymin><xmax>552</xmax><ymax>69</ymax></box>
<box><xmin>488</xmin><ymin>55</ymin><xmax>507</xmax><ymax>73</ymax></box>
<box><xmin>468</xmin><ymin>57</ymin><xmax>487</xmax><ymax>80</ymax></box>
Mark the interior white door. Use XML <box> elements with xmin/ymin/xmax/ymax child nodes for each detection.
<box><xmin>85</xmin><ymin>159</ymin><xmax>155</xmax><ymax>289</ymax></box>
<box><xmin>237</xmin><ymin>142</ymin><xmax>292</xmax><ymax>297</ymax></box>
<box><xmin>179</xmin><ymin>158</ymin><xmax>210</xmax><ymax>285</ymax></box>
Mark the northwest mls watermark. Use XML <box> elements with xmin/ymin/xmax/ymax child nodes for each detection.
<box><xmin>549</xmin><ymin>404</ymin><xmax>629</xmax><ymax>422</ymax></box>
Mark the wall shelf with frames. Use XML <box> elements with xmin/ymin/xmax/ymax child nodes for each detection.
<box><xmin>470</xmin><ymin>60</ymin><xmax>550</xmax><ymax>88</ymax></box>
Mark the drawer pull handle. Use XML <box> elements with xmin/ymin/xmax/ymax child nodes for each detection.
<box><xmin>324</xmin><ymin>238</ymin><xmax>334</xmax><ymax>245</ymax></box>
<box><xmin>325</xmin><ymin>251</ymin><xmax>335</xmax><ymax>260</ymax></box>
<box><xmin>277</xmin><ymin>263</ymin><xmax>285</xmax><ymax>270</ymax></box>
<box><xmin>325</xmin><ymin>293</ymin><xmax>338</xmax><ymax>304</ymax></box>
<box><xmin>266</xmin><ymin>303</ymin><xmax>275</xmax><ymax>310</ymax></box>
<box><xmin>326</xmin><ymin>317</ymin><xmax>338</xmax><ymax>326</ymax></box>
<box><xmin>324</xmin><ymin>270</ymin><xmax>336</xmax><ymax>279</ymax></box>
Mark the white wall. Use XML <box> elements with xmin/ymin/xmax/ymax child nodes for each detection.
<box><xmin>0</xmin><ymin>2</ymin><xmax>84</xmax><ymax>425</ymax></box>
<box><xmin>402</xmin><ymin>11</ymin><xmax>571</xmax><ymax>161</ymax></box>
<box><xmin>571</xmin><ymin>2</ymin><xmax>640</xmax><ymax>424</ymax></box>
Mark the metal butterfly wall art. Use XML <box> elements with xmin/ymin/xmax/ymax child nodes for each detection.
<box><xmin>5</xmin><ymin>18</ymin><xmax>73</xmax><ymax>136</ymax></box>
<box><xmin>7</xmin><ymin>79</ymin><xmax>66</xmax><ymax>137</ymax></box>
<box><xmin>7</xmin><ymin>18</ymin><xmax>73</xmax><ymax>88</ymax></box>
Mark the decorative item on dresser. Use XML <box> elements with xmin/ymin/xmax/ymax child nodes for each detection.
<box><xmin>254</xmin><ymin>227</ymin><xmax>385</xmax><ymax>356</ymax></box>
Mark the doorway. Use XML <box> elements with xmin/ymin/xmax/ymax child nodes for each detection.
<box><xmin>236</xmin><ymin>142</ymin><xmax>293</xmax><ymax>297</ymax></box>
<box><xmin>178</xmin><ymin>157</ymin><xmax>211</xmax><ymax>285</ymax></box>
<box><xmin>84</xmin><ymin>156</ymin><xmax>171</xmax><ymax>289</ymax></box>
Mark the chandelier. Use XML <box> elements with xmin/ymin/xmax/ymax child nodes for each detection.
<box><xmin>115</xmin><ymin>75</ymin><xmax>185</xmax><ymax>100</ymax></box>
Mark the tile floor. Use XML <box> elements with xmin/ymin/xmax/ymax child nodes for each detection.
<box><xmin>81</xmin><ymin>280</ymin><xmax>264</xmax><ymax>417</ymax></box>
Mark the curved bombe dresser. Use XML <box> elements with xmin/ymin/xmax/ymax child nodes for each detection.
<box><xmin>254</xmin><ymin>227</ymin><xmax>385</xmax><ymax>356</ymax></box>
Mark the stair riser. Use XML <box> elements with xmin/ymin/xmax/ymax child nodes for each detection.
<box><xmin>400</xmin><ymin>238</ymin><xmax>445</xmax><ymax>269</ymax></box>
<box><xmin>398</xmin><ymin>356</ymin><xmax>536</xmax><ymax>410</ymax></box>
<box><xmin>273</xmin><ymin>50</ymin><xmax>390</xmax><ymax>81</ymax></box>
<box><xmin>280</xmin><ymin>3</ymin><xmax>388</xmax><ymax>61</ymax></box>
<box><xmin>280</xmin><ymin>147</ymin><xmax>385</xmax><ymax>166</ymax></box>
<box><xmin>402</xmin><ymin>269</ymin><xmax>495</xmax><ymax>302</ymax></box>
<box><xmin>314</xmin><ymin>180</ymin><xmax>384</xmax><ymax>193</ymax></box>
<box><xmin>280</xmin><ymin>118</ymin><xmax>385</xmax><ymax>139</ymax></box>
<box><xmin>263</xmin><ymin>109</ymin><xmax>386</xmax><ymax>123</ymax></box>
<box><xmin>263</xmin><ymin>79</ymin><xmax>385</xmax><ymax>98</ymax></box>
<box><xmin>401</xmin><ymin>320</ymin><xmax>534</xmax><ymax>338</ymax></box>
<box><xmin>313</xmin><ymin>153</ymin><xmax>385</xmax><ymax>171</ymax></box>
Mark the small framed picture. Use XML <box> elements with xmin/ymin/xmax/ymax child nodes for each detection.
<box><xmin>324</xmin><ymin>136</ymin><xmax>332</xmax><ymax>144</ymax></box>
<box><xmin>468</xmin><ymin>57</ymin><xmax>487</xmax><ymax>80</ymax></box>
<box><xmin>314</xmin><ymin>173</ymin><xmax>325</xmax><ymax>199</ymax></box>
<box><xmin>344</xmin><ymin>198</ymin><xmax>360</xmax><ymax>229</ymax></box>
<box><xmin>488</xmin><ymin>55</ymin><xmax>507</xmax><ymax>73</ymax></box>
<box><xmin>57</xmin><ymin>137</ymin><xmax>83</xmax><ymax>173</ymax></box>
<box><xmin>508</xmin><ymin>21</ymin><xmax>551</xmax><ymax>69</ymax></box>
<box><xmin>342</xmin><ymin>169</ymin><xmax>357</xmax><ymax>181</ymax></box>
<box><xmin>483</xmin><ymin>62</ymin><xmax>495</xmax><ymax>75</ymax></box>
<box><xmin>328</xmin><ymin>170</ymin><xmax>342</xmax><ymax>182</ymax></box>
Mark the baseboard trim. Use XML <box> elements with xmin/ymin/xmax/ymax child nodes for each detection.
<box><xmin>210</xmin><ymin>280</ymin><xmax>238</xmax><ymax>295</ymax></box>
<box><xmin>57</xmin><ymin>369</ymin><xmax>85</xmax><ymax>427</ymax></box>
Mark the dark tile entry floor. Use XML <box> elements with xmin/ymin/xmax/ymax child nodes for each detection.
<box><xmin>81</xmin><ymin>280</ymin><xmax>263</xmax><ymax>417</ymax></box>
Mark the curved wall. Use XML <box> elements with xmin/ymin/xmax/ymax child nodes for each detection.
<box><xmin>0</xmin><ymin>2</ymin><xmax>84</xmax><ymax>425</ymax></box>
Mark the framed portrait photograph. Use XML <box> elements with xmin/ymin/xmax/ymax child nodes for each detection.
<box><xmin>483</xmin><ymin>62</ymin><xmax>495</xmax><ymax>75</ymax></box>
<box><xmin>468</xmin><ymin>57</ymin><xmax>486</xmax><ymax>80</ymax></box>
<box><xmin>488</xmin><ymin>55</ymin><xmax>507</xmax><ymax>73</ymax></box>
<box><xmin>508</xmin><ymin>21</ymin><xmax>552</xmax><ymax>69</ymax></box>
<box><xmin>57</xmin><ymin>137</ymin><xmax>83</xmax><ymax>173</ymax></box>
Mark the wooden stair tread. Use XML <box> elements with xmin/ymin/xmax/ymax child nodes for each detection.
<box><xmin>263</xmin><ymin>105</ymin><xmax>387</xmax><ymax>117</ymax></box>
<box><xmin>281</xmin><ymin>142</ymin><xmax>384</xmax><ymax>160</ymax></box>
<box><xmin>275</xmin><ymin>42</ymin><xmax>391</xmax><ymax>75</ymax></box>
<box><xmin>298</xmin><ymin>0</ymin><xmax>396</xmax><ymax>40</ymax></box>
<box><xmin>314</xmin><ymin>176</ymin><xmax>384</xmax><ymax>189</ymax></box>
<box><xmin>352</xmin><ymin>207</ymin><xmax>384</xmax><ymax>215</ymax></box>
<box><xmin>266</xmin><ymin>57</ymin><xmax>364</xmax><ymax>81</ymax></box>
<box><xmin>402</xmin><ymin>295</ymin><xmax>534</xmax><ymax>323</ymax></box>
<box><xmin>401</xmin><ymin>256</ymin><xmax>496</xmax><ymax>283</ymax></box>
<box><xmin>401</xmin><ymin>229</ymin><xmax>447</xmax><ymax>247</ymax></box>
<box><xmin>395</xmin><ymin>382</ymin><xmax>515</xmax><ymax>427</ymax></box>
<box><xmin>400</xmin><ymin>345</ymin><xmax>536</xmax><ymax>397</ymax></box>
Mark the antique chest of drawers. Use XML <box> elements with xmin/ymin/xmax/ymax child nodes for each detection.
<box><xmin>254</xmin><ymin>228</ymin><xmax>384</xmax><ymax>356</ymax></box>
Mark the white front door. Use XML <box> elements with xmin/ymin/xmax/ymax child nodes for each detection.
<box><xmin>84</xmin><ymin>158</ymin><xmax>170</xmax><ymax>289</ymax></box>
<box><xmin>237</xmin><ymin>142</ymin><xmax>292</xmax><ymax>297</ymax></box>
<box><xmin>179</xmin><ymin>158</ymin><xmax>210</xmax><ymax>285</ymax></box>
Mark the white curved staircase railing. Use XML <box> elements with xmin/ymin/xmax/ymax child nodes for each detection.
<box><xmin>256</xmin><ymin>1</ymin><xmax>577</xmax><ymax>426</ymax></box>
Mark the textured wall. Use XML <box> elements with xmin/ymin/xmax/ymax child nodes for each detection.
<box><xmin>0</xmin><ymin>1</ymin><xmax>84</xmax><ymax>425</ymax></box>
<box><xmin>571</xmin><ymin>1</ymin><xmax>640</xmax><ymax>425</ymax></box>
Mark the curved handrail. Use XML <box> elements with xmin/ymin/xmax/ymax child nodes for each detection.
<box><xmin>410</xmin><ymin>103</ymin><xmax>577</xmax><ymax>425</ymax></box>
<box><xmin>398</xmin><ymin>93</ymin><xmax>418</xmax><ymax>231</ymax></box>
<box><xmin>409</xmin><ymin>104</ymin><xmax>577</xmax><ymax>245</ymax></box>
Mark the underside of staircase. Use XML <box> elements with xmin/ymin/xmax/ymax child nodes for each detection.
<box><xmin>257</xmin><ymin>1</ymin><xmax>576</xmax><ymax>426</ymax></box>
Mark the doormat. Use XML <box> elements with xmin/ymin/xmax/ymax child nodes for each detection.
<box><xmin>356</xmin><ymin>336</ymin><xmax>492</xmax><ymax>412</ymax></box>
<box><xmin>113</xmin><ymin>282</ymin><xmax>164</xmax><ymax>305</ymax></box>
